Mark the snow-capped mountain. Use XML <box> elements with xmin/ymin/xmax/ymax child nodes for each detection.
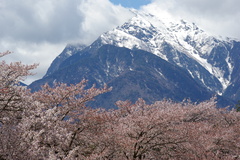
<box><xmin>99</xmin><ymin>10</ymin><xmax>237</xmax><ymax>95</ymax></box>
<box><xmin>29</xmin><ymin>9</ymin><xmax>240</xmax><ymax>108</ymax></box>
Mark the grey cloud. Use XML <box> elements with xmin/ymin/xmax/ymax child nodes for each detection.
<box><xmin>0</xmin><ymin>0</ymin><xmax>133</xmax><ymax>84</ymax></box>
<box><xmin>0</xmin><ymin>0</ymin><xmax>84</xmax><ymax>43</ymax></box>
<box><xmin>0</xmin><ymin>0</ymin><xmax>133</xmax><ymax>44</ymax></box>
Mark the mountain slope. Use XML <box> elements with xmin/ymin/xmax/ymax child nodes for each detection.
<box><xmin>44</xmin><ymin>44</ymin><xmax>86</xmax><ymax>78</ymax></box>
<box><xmin>223</xmin><ymin>41</ymin><xmax>240</xmax><ymax>100</ymax></box>
<box><xmin>29</xmin><ymin>45</ymin><xmax>213</xmax><ymax>108</ymax></box>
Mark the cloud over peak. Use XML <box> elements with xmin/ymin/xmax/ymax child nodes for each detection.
<box><xmin>142</xmin><ymin>0</ymin><xmax>240</xmax><ymax>39</ymax></box>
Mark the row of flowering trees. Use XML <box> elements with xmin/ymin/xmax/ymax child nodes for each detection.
<box><xmin>1</xmin><ymin>51</ymin><xmax>240</xmax><ymax>160</ymax></box>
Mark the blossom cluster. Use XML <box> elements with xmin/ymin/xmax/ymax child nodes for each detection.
<box><xmin>1</xmin><ymin>51</ymin><xmax>240</xmax><ymax>160</ymax></box>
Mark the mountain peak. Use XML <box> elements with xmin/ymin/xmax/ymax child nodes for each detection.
<box><xmin>31</xmin><ymin>8</ymin><xmax>240</xmax><ymax>108</ymax></box>
<box><xmin>44</xmin><ymin>43</ymin><xmax>87</xmax><ymax>78</ymax></box>
<box><xmin>98</xmin><ymin>9</ymin><xmax>238</xmax><ymax>94</ymax></box>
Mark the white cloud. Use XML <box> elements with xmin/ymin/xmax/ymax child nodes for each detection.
<box><xmin>78</xmin><ymin>0</ymin><xmax>133</xmax><ymax>44</ymax></box>
<box><xmin>0</xmin><ymin>40</ymin><xmax>66</xmax><ymax>84</ymax></box>
<box><xmin>0</xmin><ymin>0</ymin><xmax>83</xmax><ymax>43</ymax></box>
<box><xmin>0</xmin><ymin>0</ymin><xmax>133</xmax><ymax>84</ymax></box>
<box><xmin>142</xmin><ymin>0</ymin><xmax>240</xmax><ymax>39</ymax></box>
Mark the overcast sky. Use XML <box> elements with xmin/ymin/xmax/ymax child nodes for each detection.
<box><xmin>1</xmin><ymin>0</ymin><xmax>239</xmax><ymax>84</ymax></box>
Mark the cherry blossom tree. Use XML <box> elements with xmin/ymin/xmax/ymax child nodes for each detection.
<box><xmin>1</xmin><ymin>51</ymin><xmax>240</xmax><ymax>159</ymax></box>
<box><xmin>19</xmin><ymin>81</ymin><xmax>111</xmax><ymax>159</ymax></box>
<box><xmin>108</xmin><ymin>99</ymin><xmax>189</xmax><ymax>159</ymax></box>
<box><xmin>90</xmin><ymin>98</ymin><xmax>240</xmax><ymax>159</ymax></box>
<box><xmin>0</xmin><ymin>51</ymin><xmax>112</xmax><ymax>159</ymax></box>
<box><xmin>0</xmin><ymin>51</ymin><xmax>37</xmax><ymax>122</ymax></box>
<box><xmin>0</xmin><ymin>51</ymin><xmax>38</xmax><ymax>160</ymax></box>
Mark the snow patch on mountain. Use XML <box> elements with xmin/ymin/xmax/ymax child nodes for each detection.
<box><xmin>99</xmin><ymin>9</ymin><xmax>236</xmax><ymax>93</ymax></box>
<box><xmin>100</xmin><ymin>29</ymin><xmax>150</xmax><ymax>52</ymax></box>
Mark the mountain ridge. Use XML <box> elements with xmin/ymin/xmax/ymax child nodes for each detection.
<box><xmin>99</xmin><ymin>9</ymin><xmax>237</xmax><ymax>95</ymax></box>
<box><xmin>30</xmin><ymin>44</ymin><xmax>216</xmax><ymax>108</ymax></box>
